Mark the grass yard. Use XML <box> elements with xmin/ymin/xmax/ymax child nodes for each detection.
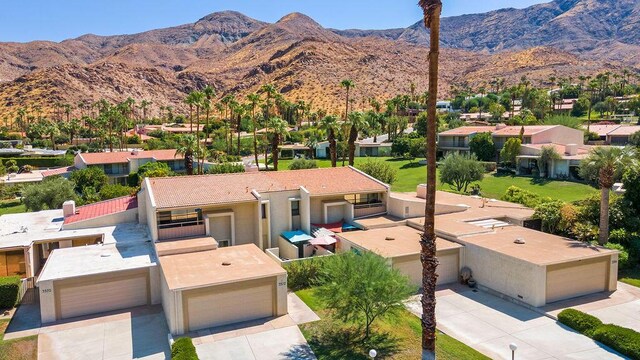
<box><xmin>277</xmin><ymin>157</ymin><xmax>596</xmax><ymax>203</ymax></box>
<box><xmin>296</xmin><ymin>289</ymin><xmax>489</xmax><ymax>360</ymax></box>
<box><xmin>620</xmin><ymin>268</ymin><xmax>640</xmax><ymax>288</ymax></box>
<box><xmin>0</xmin><ymin>320</ymin><xmax>37</xmax><ymax>360</ymax></box>
<box><xmin>0</xmin><ymin>200</ymin><xmax>26</xmax><ymax>216</ymax></box>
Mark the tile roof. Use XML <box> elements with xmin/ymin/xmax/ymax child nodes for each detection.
<box><xmin>42</xmin><ymin>166</ymin><xmax>76</xmax><ymax>177</ymax></box>
<box><xmin>607</xmin><ymin>126</ymin><xmax>640</xmax><ymax>136</ymax></box>
<box><xmin>439</xmin><ymin>126</ymin><xmax>495</xmax><ymax>136</ymax></box>
<box><xmin>521</xmin><ymin>144</ymin><xmax>593</xmax><ymax>159</ymax></box>
<box><xmin>64</xmin><ymin>196</ymin><xmax>138</xmax><ymax>225</ymax></box>
<box><xmin>148</xmin><ymin>167</ymin><xmax>388</xmax><ymax>209</ymax></box>
<box><xmin>79</xmin><ymin>149</ymin><xmax>179</xmax><ymax>165</ymax></box>
<box><xmin>584</xmin><ymin>125</ymin><xmax>621</xmax><ymax>137</ymax></box>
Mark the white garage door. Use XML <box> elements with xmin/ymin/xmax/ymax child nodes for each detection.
<box><xmin>57</xmin><ymin>271</ymin><xmax>148</xmax><ymax>320</ymax></box>
<box><xmin>546</xmin><ymin>259</ymin><xmax>608</xmax><ymax>303</ymax></box>
<box><xmin>326</xmin><ymin>205</ymin><xmax>345</xmax><ymax>224</ymax></box>
<box><xmin>393</xmin><ymin>252</ymin><xmax>458</xmax><ymax>288</ymax></box>
<box><xmin>185</xmin><ymin>281</ymin><xmax>274</xmax><ymax>332</ymax></box>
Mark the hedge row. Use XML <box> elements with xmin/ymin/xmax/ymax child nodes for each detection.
<box><xmin>0</xmin><ymin>156</ymin><xmax>74</xmax><ymax>169</ymax></box>
<box><xmin>171</xmin><ymin>337</ymin><xmax>198</xmax><ymax>360</ymax></box>
<box><xmin>0</xmin><ymin>276</ymin><xmax>21</xmax><ymax>309</ymax></box>
<box><xmin>558</xmin><ymin>309</ymin><xmax>640</xmax><ymax>359</ymax></box>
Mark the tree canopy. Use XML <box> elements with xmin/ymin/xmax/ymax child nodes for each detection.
<box><xmin>469</xmin><ymin>132</ymin><xmax>495</xmax><ymax>162</ymax></box>
<box><xmin>23</xmin><ymin>177</ymin><xmax>77</xmax><ymax>211</ymax></box>
<box><xmin>439</xmin><ymin>153</ymin><xmax>485</xmax><ymax>193</ymax></box>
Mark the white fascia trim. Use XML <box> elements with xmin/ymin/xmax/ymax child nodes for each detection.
<box><xmin>144</xmin><ymin>177</ymin><xmax>157</xmax><ymax>209</ymax></box>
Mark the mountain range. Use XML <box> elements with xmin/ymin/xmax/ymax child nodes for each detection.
<box><xmin>0</xmin><ymin>0</ymin><xmax>637</xmax><ymax>119</ymax></box>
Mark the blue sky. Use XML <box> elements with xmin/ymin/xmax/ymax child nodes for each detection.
<box><xmin>0</xmin><ymin>0</ymin><xmax>546</xmax><ymax>42</ymax></box>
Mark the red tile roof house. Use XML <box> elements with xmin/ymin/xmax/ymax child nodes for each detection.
<box><xmin>606</xmin><ymin>125</ymin><xmax>640</xmax><ymax>146</ymax></box>
<box><xmin>74</xmin><ymin>149</ymin><xmax>188</xmax><ymax>185</ymax></box>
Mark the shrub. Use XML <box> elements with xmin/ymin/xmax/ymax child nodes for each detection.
<box><xmin>0</xmin><ymin>276</ymin><xmax>21</xmax><ymax>309</ymax></box>
<box><xmin>70</xmin><ymin>167</ymin><xmax>109</xmax><ymax>194</ymax></box>
<box><xmin>99</xmin><ymin>184</ymin><xmax>135</xmax><ymax>201</ymax></box>
<box><xmin>171</xmin><ymin>337</ymin><xmax>198</xmax><ymax>360</ymax></box>
<box><xmin>288</xmin><ymin>158</ymin><xmax>318</xmax><ymax>170</ymax></box>
<box><xmin>356</xmin><ymin>159</ymin><xmax>397</xmax><ymax>185</ymax></box>
<box><xmin>479</xmin><ymin>161</ymin><xmax>497</xmax><ymax>172</ymax></box>
<box><xmin>205</xmin><ymin>163</ymin><xmax>245</xmax><ymax>175</ymax></box>
<box><xmin>592</xmin><ymin>324</ymin><xmax>640</xmax><ymax>359</ymax></box>
<box><xmin>557</xmin><ymin>309</ymin><xmax>603</xmax><ymax>337</ymax></box>
<box><xmin>604</xmin><ymin>243</ymin><xmax>630</xmax><ymax>269</ymax></box>
<box><xmin>533</xmin><ymin>201</ymin><xmax>565</xmax><ymax>235</ymax></box>
<box><xmin>0</xmin><ymin>156</ymin><xmax>73</xmax><ymax>169</ymax></box>
<box><xmin>439</xmin><ymin>153</ymin><xmax>485</xmax><ymax>193</ymax></box>
<box><xmin>284</xmin><ymin>256</ymin><xmax>333</xmax><ymax>291</ymax></box>
<box><xmin>501</xmin><ymin>186</ymin><xmax>548</xmax><ymax>208</ymax></box>
<box><xmin>469</xmin><ymin>132</ymin><xmax>495</xmax><ymax>162</ymax></box>
<box><xmin>23</xmin><ymin>177</ymin><xmax>78</xmax><ymax>211</ymax></box>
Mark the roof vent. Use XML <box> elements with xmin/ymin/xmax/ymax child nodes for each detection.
<box><xmin>100</xmin><ymin>252</ymin><xmax>111</xmax><ymax>257</ymax></box>
<box><xmin>222</xmin><ymin>262</ymin><xmax>231</xmax><ymax>266</ymax></box>
<box><xmin>514</xmin><ymin>237</ymin><xmax>526</xmax><ymax>245</ymax></box>
<box><xmin>385</xmin><ymin>237</ymin><xmax>395</xmax><ymax>241</ymax></box>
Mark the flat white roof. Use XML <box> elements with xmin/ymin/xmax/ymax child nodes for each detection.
<box><xmin>37</xmin><ymin>241</ymin><xmax>156</xmax><ymax>283</ymax></box>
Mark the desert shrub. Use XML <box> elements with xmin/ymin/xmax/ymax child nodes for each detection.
<box><xmin>284</xmin><ymin>256</ymin><xmax>333</xmax><ymax>291</ymax></box>
<box><xmin>533</xmin><ymin>200</ymin><xmax>564</xmax><ymax>234</ymax></box>
<box><xmin>439</xmin><ymin>153</ymin><xmax>484</xmax><ymax>193</ymax></box>
<box><xmin>592</xmin><ymin>324</ymin><xmax>640</xmax><ymax>359</ymax></box>
<box><xmin>0</xmin><ymin>156</ymin><xmax>73</xmax><ymax>169</ymax></box>
<box><xmin>22</xmin><ymin>177</ymin><xmax>78</xmax><ymax>211</ymax></box>
<box><xmin>501</xmin><ymin>186</ymin><xmax>548</xmax><ymax>208</ymax></box>
<box><xmin>205</xmin><ymin>163</ymin><xmax>245</xmax><ymax>175</ymax></box>
<box><xmin>171</xmin><ymin>337</ymin><xmax>198</xmax><ymax>360</ymax></box>
<box><xmin>479</xmin><ymin>161</ymin><xmax>497</xmax><ymax>172</ymax></box>
<box><xmin>558</xmin><ymin>309</ymin><xmax>603</xmax><ymax>337</ymax></box>
<box><xmin>99</xmin><ymin>184</ymin><xmax>134</xmax><ymax>201</ymax></box>
<box><xmin>356</xmin><ymin>159</ymin><xmax>397</xmax><ymax>185</ymax></box>
<box><xmin>0</xmin><ymin>276</ymin><xmax>21</xmax><ymax>309</ymax></box>
<box><xmin>288</xmin><ymin>158</ymin><xmax>318</xmax><ymax>170</ymax></box>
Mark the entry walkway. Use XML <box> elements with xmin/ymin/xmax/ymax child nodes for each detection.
<box><xmin>405</xmin><ymin>285</ymin><xmax>624</xmax><ymax>360</ymax></box>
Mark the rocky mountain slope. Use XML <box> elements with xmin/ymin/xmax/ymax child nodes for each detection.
<box><xmin>0</xmin><ymin>1</ymin><xmax>635</xmax><ymax>120</ymax></box>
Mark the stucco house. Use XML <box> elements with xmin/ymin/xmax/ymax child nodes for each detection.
<box><xmin>74</xmin><ymin>150</ymin><xmax>188</xmax><ymax>185</ymax></box>
<box><xmin>437</xmin><ymin>126</ymin><xmax>494</xmax><ymax>156</ymax></box>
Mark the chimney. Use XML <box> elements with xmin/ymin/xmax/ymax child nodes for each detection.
<box><xmin>565</xmin><ymin>144</ymin><xmax>578</xmax><ymax>156</ymax></box>
<box><xmin>63</xmin><ymin>200</ymin><xmax>76</xmax><ymax>218</ymax></box>
<box><xmin>131</xmin><ymin>149</ymin><xmax>139</xmax><ymax>156</ymax></box>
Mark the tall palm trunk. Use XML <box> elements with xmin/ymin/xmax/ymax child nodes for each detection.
<box><xmin>599</xmin><ymin>186</ymin><xmax>610</xmax><ymax>246</ymax></box>
<box><xmin>329</xmin><ymin>130</ymin><xmax>337</xmax><ymax>168</ymax></box>
<box><xmin>196</xmin><ymin>106</ymin><xmax>201</xmax><ymax>174</ymax></box>
<box><xmin>271</xmin><ymin>134</ymin><xmax>280</xmax><ymax>171</ymax></box>
<box><xmin>189</xmin><ymin>105</ymin><xmax>194</xmax><ymax>133</ymax></box>
<box><xmin>419</xmin><ymin>1</ymin><xmax>442</xmax><ymax>359</ymax></box>
<box><xmin>348</xmin><ymin>125</ymin><xmax>358</xmax><ymax>166</ymax></box>
<box><xmin>253</xmin><ymin>108</ymin><xmax>259</xmax><ymax>166</ymax></box>
<box><xmin>237</xmin><ymin>114</ymin><xmax>241</xmax><ymax>156</ymax></box>
<box><xmin>185</xmin><ymin>151</ymin><xmax>194</xmax><ymax>176</ymax></box>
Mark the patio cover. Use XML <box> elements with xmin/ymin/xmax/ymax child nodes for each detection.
<box><xmin>282</xmin><ymin>230</ymin><xmax>314</xmax><ymax>244</ymax></box>
<box><xmin>309</xmin><ymin>236</ymin><xmax>337</xmax><ymax>246</ymax></box>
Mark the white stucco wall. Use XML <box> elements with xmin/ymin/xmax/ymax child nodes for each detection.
<box><xmin>260</xmin><ymin>190</ymin><xmax>302</xmax><ymax>247</ymax></box>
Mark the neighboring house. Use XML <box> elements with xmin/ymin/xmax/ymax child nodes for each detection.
<box><xmin>437</xmin><ymin>126</ymin><xmax>494</xmax><ymax>155</ymax></box>
<box><xmin>517</xmin><ymin>143</ymin><xmax>592</xmax><ymax>179</ymax></box>
<box><xmin>584</xmin><ymin>124</ymin><xmax>622</xmax><ymax>143</ymax></box>
<box><xmin>278</xmin><ymin>144</ymin><xmax>313</xmax><ymax>159</ymax></box>
<box><xmin>315</xmin><ymin>135</ymin><xmax>393</xmax><ymax>158</ymax></box>
<box><xmin>140</xmin><ymin>124</ymin><xmax>205</xmax><ymax>135</ymax></box>
<box><xmin>436</xmin><ymin>101</ymin><xmax>453</xmax><ymax>113</ymax></box>
<box><xmin>74</xmin><ymin>150</ymin><xmax>187</xmax><ymax>185</ymax></box>
<box><xmin>491</xmin><ymin>125</ymin><xmax>584</xmax><ymax>150</ymax></box>
<box><xmin>606</xmin><ymin>125</ymin><xmax>640</xmax><ymax>146</ymax></box>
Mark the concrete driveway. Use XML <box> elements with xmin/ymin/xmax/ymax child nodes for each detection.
<box><xmin>192</xmin><ymin>293</ymin><xmax>317</xmax><ymax>360</ymax></box>
<box><xmin>37</xmin><ymin>306</ymin><xmax>170</xmax><ymax>360</ymax></box>
<box><xmin>544</xmin><ymin>282</ymin><xmax>640</xmax><ymax>333</ymax></box>
<box><xmin>405</xmin><ymin>286</ymin><xmax>624</xmax><ymax>360</ymax></box>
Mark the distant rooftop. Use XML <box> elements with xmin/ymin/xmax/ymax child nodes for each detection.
<box><xmin>78</xmin><ymin>149</ymin><xmax>179</xmax><ymax>165</ymax></box>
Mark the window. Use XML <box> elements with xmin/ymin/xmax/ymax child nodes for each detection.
<box><xmin>158</xmin><ymin>208</ymin><xmax>203</xmax><ymax>229</ymax></box>
<box><xmin>345</xmin><ymin>193</ymin><xmax>382</xmax><ymax>206</ymax></box>
<box><xmin>261</xmin><ymin>203</ymin><xmax>267</xmax><ymax>219</ymax></box>
<box><xmin>291</xmin><ymin>201</ymin><xmax>300</xmax><ymax>217</ymax></box>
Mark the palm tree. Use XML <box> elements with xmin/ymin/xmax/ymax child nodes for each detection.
<box><xmin>419</xmin><ymin>0</ymin><xmax>442</xmax><ymax>359</ymax></box>
<box><xmin>175</xmin><ymin>134</ymin><xmax>199</xmax><ymax>176</ymax></box>
<box><xmin>320</xmin><ymin>115</ymin><xmax>339</xmax><ymax>167</ymax></box>
<box><xmin>139</xmin><ymin>100</ymin><xmax>152</xmax><ymax>122</ymax></box>
<box><xmin>346</xmin><ymin>112</ymin><xmax>367</xmax><ymax>166</ymax></box>
<box><xmin>247</xmin><ymin>93</ymin><xmax>262</xmax><ymax>166</ymax></box>
<box><xmin>340</xmin><ymin>80</ymin><xmax>355</xmax><ymax>119</ymax></box>
<box><xmin>185</xmin><ymin>92</ymin><xmax>198</xmax><ymax>134</ymax></box>
<box><xmin>203</xmin><ymin>86</ymin><xmax>216</xmax><ymax>145</ymax></box>
<box><xmin>581</xmin><ymin>147</ymin><xmax>635</xmax><ymax>245</ymax></box>
<box><xmin>268</xmin><ymin>117</ymin><xmax>288</xmax><ymax>171</ymax></box>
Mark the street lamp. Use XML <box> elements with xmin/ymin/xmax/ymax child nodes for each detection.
<box><xmin>509</xmin><ymin>343</ymin><xmax>518</xmax><ymax>360</ymax></box>
<box><xmin>369</xmin><ymin>349</ymin><xmax>377</xmax><ymax>359</ymax></box>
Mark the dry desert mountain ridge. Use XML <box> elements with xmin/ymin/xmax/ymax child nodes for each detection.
<box><xmin>0</xmin><ymin>0</ymin><xmax>637</xmax><ymax>118</ymax></box>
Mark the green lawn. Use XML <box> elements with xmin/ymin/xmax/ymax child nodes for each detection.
<box><xmin>277</xmin><ymin>157</ymin><xmax>596</xmax><ymax>203</ymax></box>
<box><xmin>620</xmin><ymin>268</ymin><xmax>640</xmax><ymax>288</ymax></box>
<box><xmin>0</xmin><ymin>320</ymin><xmax>37</xmax><ymax>360</ymax></box>
<box><xmin>296</xmin><ymin>289</ymin><xmax>488</xmax><ymax>360</ymax></box>
<box><xmin>0</xmin><ymin>200</ymin><xmax>26</xmax><ymax>216</ymax></box>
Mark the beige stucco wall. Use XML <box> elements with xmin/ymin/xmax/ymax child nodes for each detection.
<box><xmin>74</xmin><ymin>154</ymin><xmax>87</xmax><ymax>170</ymax></box>
<box><xmin>160</xmin><ymin>268</ymin><xmax>179</xmax><ymax>334</ymax></box>
<box><xmin>139</xmin><ymin>182</ymin><xmax>158</xmax><ymax>241</ymax></box>
<box><xmin>39</xmin><ymin>279</ymin><xmax>56</xmax><ymax>323</ymax></box>
<box><xmin>310</xmin><ymin>195</ymin><xmax>356</xmax><ymax>224</ymax></box>
<box><xmin>278</xmin><ymin>236</ymin><xmax>300</xmax><ymax>260</ymax></box>
<box><xmin>462</xmin><ymin>242</ymin><xmax>547</xmax><ymax>307</ymax></box>
<box><xmin>261</xmin><ymin>190</ymin><xmax>301</xmax><ymax>248</ymax></box>
<box><xmin>202</xmin><ymin>202</ymin><xmax>259</xmax><ymax>247</ymax></box>
<box><xmin>534</xmin><ymin>126</ymin><xmax>584</xmax><ymax>145</ymax></box>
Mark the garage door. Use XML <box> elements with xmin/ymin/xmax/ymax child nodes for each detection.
<box><xmin>393</xmin><ymin>252</ymin><xmax>458</xmax><ymax>287</ymax></box>
<box><xmin>210</xmin><ymin>216</ymin><xmax>232</xmax><ymax>244</ymax></box>
<box><xmin>57</xmin><ymin>270</ymin><xmax>149</xmax><ymax>320</ymax></box>
<box><xmin>546</xmin><ymin>259</ymin><xmax>608</xmax><ymax>303</ymax></box>
<box><xmin>326</xmin><ymin>205</ymin><xmax>345</xmax><ymax>224</ymax></box>
<box><xmin>184</xmin><ymin>280</ymin><xmax>275</xmax><ymax>332</ymax></box>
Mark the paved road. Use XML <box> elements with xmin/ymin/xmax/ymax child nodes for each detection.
<box><xmin>405</xmin><ymin>287</ymin><xmax>625</xmax><ymax>360</ymax></box>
